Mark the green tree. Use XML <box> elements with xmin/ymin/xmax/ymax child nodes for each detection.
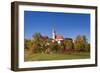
<box><xmin>32</xmin><ymin>33</ymin><xmax>42</xmax><ymax>41</ymax></box>
<box><xmin>50</xmin><ymin>42</ymin><xmax>59</xmax><ymax>53</ymax></box>
<box><xmin>85</xmin><ymin>43</ymin><xmax>90</xmax><ymax>52</ymax></box>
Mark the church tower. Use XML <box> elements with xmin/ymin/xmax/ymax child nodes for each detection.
<box><xmin>52</xmin><ymin>28</ymin><xmax>56</xmax><ymax>40</ymax></box>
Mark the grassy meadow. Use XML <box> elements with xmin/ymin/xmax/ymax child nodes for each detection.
<box><xmin>24</xmin><ymin>52</ymin><xmax>90</xmax><ymax>61</ymax></box>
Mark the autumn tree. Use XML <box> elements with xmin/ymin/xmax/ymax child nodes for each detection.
<box><xmin>64</xmin><ymin>40</ymin><xmax>73</xmax><ymax>49</ymax></box>
<box><xmin>32</xmin><ymin>33</ymin><xmax>51</xmax><ymax>53</ymax></box>
<box><xmin>31</xmin><ymin>33</ymin><xmax>43</xmax><ymax>53</ymax></box>
<box><xmin>58</xmin><ymin>42</ymin><xmax>65</xmax><ymax>53</ymax></box>
<box><xmin>74</xmin><ymin>35</ymin><xmax>90</xmax><ymax>52</ymax></box>
<box><xmin>24</xmin><ymin>39</ymin><xmax>33</xmax><ymax>56</ymax></box>
<box><xmin>24</xmin><ymin>39</ymin><xmax>32</xmax><ymax>50</ymax></box>
<box><xmin>39</xmin><ymin>36</ymin><xmax>50</xmax><ymax>53</ymax></box>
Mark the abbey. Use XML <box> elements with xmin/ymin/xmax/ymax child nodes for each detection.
<box><xmin>52</xmin><ymin>28</ymin><xmax>63</xmax><ymax>44</ymax></box>
<box><xmin>52</xmin><ymin>27</ymin><xmax>73</xmax><ymax>44</ymax></box>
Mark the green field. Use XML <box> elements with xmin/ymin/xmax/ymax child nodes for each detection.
<box><xmin>24</xmin><ymin>52</ymin><xmax>90</xmax><ymax>61</ymax></box>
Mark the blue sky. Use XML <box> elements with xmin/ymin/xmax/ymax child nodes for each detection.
<box><xmin>24</xmin><ymin>11</ymin><xmax>90</xmax><ymax>42</ymax></box>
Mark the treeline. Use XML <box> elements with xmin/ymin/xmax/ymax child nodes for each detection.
<box><xmin>25</xmin><ymin>33</ymin><xmax>90</xmax><ymax>54</ymax></box>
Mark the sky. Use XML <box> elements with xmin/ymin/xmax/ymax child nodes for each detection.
<box><xmin>24</xmin><ymin>11</ymin><xmax>90</xmax><ymax>42</ymax></box>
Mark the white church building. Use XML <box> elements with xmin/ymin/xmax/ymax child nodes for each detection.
<box><xmin>52</xmin><ymin>28</ymin><xmax>64</xmax><ymax>44</ymax></box>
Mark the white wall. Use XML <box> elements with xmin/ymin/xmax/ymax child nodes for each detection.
<box><xmin>0</xmin><ymin>0</ymin><xmax>99</xmax><ymax>73</ymax></box>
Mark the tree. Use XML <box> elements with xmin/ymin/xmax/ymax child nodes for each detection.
<box><xmin>85</xmin><ymin>43</ymin><xmax>90</xmax><ymax>52</ymax></box>
<box><xmin>58</xmin><ymin>42</ymin><xmax>65</xmax><ymax>53</ymax></box>
<box><xmin>74</xmin><ymin>35</ymin><xmax>83</xmax><ymax>51</ymax></box>
<box><xmin>50</xmin><ymin>42</ymin><xmax>59</xmax><ymax>53</ymax></box>
<box><xmin>31</xmin><ymin>43</ymin><xmax>41</xmax><ymax>53</ymax></box>
<box><xmin>32</xmin><ymin>33</ymin><xmax>42</xmax><ymax>41</ymax></box>
<box><xmin>64</xmin><ymin>40</ymin><xmax>73</xmax><ymax>49</ymax></box>
<box><xmin>24</xmin><ymin>39</ymin><xmax>32</xmax><ymax>50</ymax></box>
<box><xmin>40</xmin><ymin>36</ymin><xmax>50</xmax><ymax>53</ymax></box>
<box><xmin>31</xmin><ymin>33</ymin><xmax>42</xmax><ymax>53</ymax></box>
<box><xmin>24</xmin><ymin>39</ymin><xmax>32</xmax><ymax>56</ymax></box>
<box><xmin>74</xmin><ymin>35</ymin><xmax>90</xmax><ymax>52</ymax></box>
<box><xmin>32</xmin><ymin>33</ymin><xmax>51</xmax><ymax>53</ymax></box>
<box><xmin>82</xmin><ymin>35</ymin><xmax>87</xmax><ymax>43</ymax></box>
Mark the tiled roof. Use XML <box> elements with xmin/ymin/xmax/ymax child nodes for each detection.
<box><xmin>56</xmin><ymin>35</ymin><xmax>64</xmax><ymax>40</ymax></box>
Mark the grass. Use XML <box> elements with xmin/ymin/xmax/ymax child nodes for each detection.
<box><xmin>24</xmin><ymin>52</ymin><xmax>90</xmax><ymax>61</ymax></box>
